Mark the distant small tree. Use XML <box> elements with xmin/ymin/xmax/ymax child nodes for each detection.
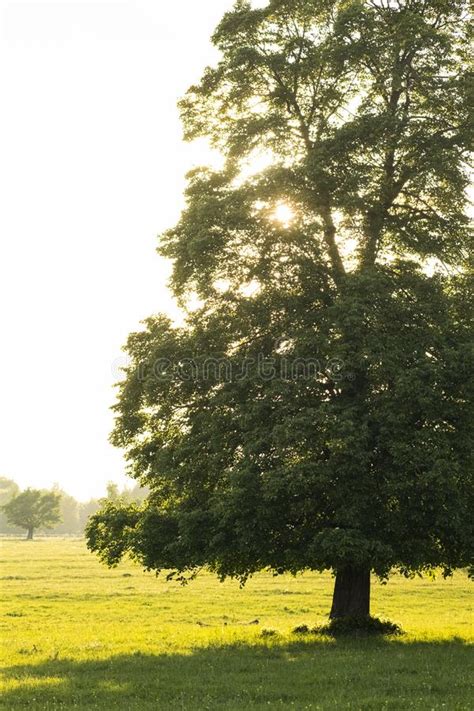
<box><xmin>0</xmin><ymin>477</ymin><xmax>19</xmax><ymax>503</ymax></box>
<box><xmin>50</xmin><ymin>485</ymin><xmax>81</xmax><ymax>535</ymax></box>
<box><xmin>105</xmin><ymin>482</ymin><xmax>121</xmax><ymax>502</ymax></box>
<box><xmin>78</xmin><ymin>498</ymin><xmax>101</xmax><ymax>531</ymax></box>
<box><xmin>102</xmin><ymin>481</ymin><xmax>149</xmax><ymax>505</ymax></box>
<box><xmin>0</xmin><ymin>477</ymin><xmax>21</xmax><ymax>534</ymax></box>
<box><xmin>117</xmin><ymin>482</ymin><xmax>149</xmax><ymax>505</ymax></box>
<box><xmin>3</xmin><ymin>489</ymin><xmax>61</xmax><ymax>540</ymax></box>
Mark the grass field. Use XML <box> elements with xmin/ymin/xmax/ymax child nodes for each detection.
<box><xmin>0</xmin><ymin>538</ymin><xmax>472</xmax><ymax>710</ymax></box>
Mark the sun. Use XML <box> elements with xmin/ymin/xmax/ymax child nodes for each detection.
<box><xmin>273</xmin><ymin>202</ymin><xmax>294</xmax><ymax>227</ymax></box>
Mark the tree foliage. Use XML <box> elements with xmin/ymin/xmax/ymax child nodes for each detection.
<box><xmin>0</xmin><ymin>480</ymin><xmax>148</xmax><ymax>536</ymax></box>
<box><xmin>0</xmin><ymin>477</ymin><xmax>21</xmax><ymax>533</ymax></box>
<box><xmin>86</xmin><ymin>0</ymin><xmax>473</xmax><ymax>603</ymax></box>
<box><xmin>3</xmin><ymin>489</ymin><xmax>61</xmax><ymax>539</ymax></box>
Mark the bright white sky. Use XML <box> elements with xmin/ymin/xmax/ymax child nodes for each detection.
<box><xmin>0</xmin><ymin>0</ymin><xmax>235</xmax><ymax>500</ymax></box>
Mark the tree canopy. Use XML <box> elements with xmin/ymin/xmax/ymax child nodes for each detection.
<box><xmin>86</xmin><ymin>0</ymin><xmax>473</xmax><ymax>618</ymax></box>
<box><xmin>0</xmin><ymin>477</ymin><xmax>21</xmax><ymax>533</ymax></box>
<box><xmin>3</xmin><ymin>489</ymin><xmax>61</xmax><ymax>539</ymax></box>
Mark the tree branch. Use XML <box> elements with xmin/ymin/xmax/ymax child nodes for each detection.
<box><xmin>318</xmin><ymin>202</ymin><xmax>346</xmax><ymax>282</ymax></box>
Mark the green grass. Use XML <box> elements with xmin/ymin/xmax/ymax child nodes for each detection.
<box><xmin>0</xmin><ymin>538</ymin><xmax>472</xmax><ymax>709</ymax></box>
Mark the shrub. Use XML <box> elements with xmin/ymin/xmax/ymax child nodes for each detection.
<box><xmin>314</xmin><ymin>616</ymin><xmax>403</xmax><ymax>637</ymax></box>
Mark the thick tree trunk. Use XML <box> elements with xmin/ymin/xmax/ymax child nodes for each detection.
<box><xmin>330</xmin><ymin>567</ymin><xmax>370</xmax><ymax>619</ymax></box>
<box><xmin>26</xmin><ymin>527</ymin><xmax>34</xmax><ymax>540</ymax></box>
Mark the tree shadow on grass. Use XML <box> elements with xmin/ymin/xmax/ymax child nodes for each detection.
<box><xmin>1</xmin><ymin>637</ymin><xmax>472</xmax><ymax>710</ymax></box>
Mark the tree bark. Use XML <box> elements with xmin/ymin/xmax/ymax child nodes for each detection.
<box><xmin>26</xmin><ymin>527</ymin><xmax>34</xmax><ymax>540</ymax></box>
<box><xmin>330</xmin><ymin>567</ymin><xmax>370</xmax><ymax>619</ymax></box>
<box><xmin>318</xmin><ymin>202</ymin><xmax>346</xmax><ymax>282</ymax></box>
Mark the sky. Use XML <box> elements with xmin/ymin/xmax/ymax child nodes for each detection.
<box><xmin>0</xmin><ymin>0</ymin><xmax>237</xmax><ymax>500</ymax></box>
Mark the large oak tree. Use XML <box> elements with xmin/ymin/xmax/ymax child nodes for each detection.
<box><xmin>87</xmin><ymin>0</ymin><xmax>473</xmax><ymax>619</ymax></box>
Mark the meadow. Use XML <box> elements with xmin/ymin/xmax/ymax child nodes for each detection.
<box><xmin>0</xmin><ymin>538</ymin><xmax>472</xmax><ymax>710</ymax></box>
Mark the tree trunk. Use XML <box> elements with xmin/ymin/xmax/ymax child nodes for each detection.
<box><xmin>26</xmin><ymin>527</ymin><xmax>34</xmax><ymax>540</ymax></box>
<box><xmin>330</xmin><ymin>567</ymin><xmax>370</xmax><ymax>619</ymax></box>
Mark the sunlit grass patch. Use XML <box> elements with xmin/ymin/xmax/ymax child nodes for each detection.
<box><xmin>2</xmin><ymin>675</ymin><xmax>64</xmax><ymax>691</ymax></box>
